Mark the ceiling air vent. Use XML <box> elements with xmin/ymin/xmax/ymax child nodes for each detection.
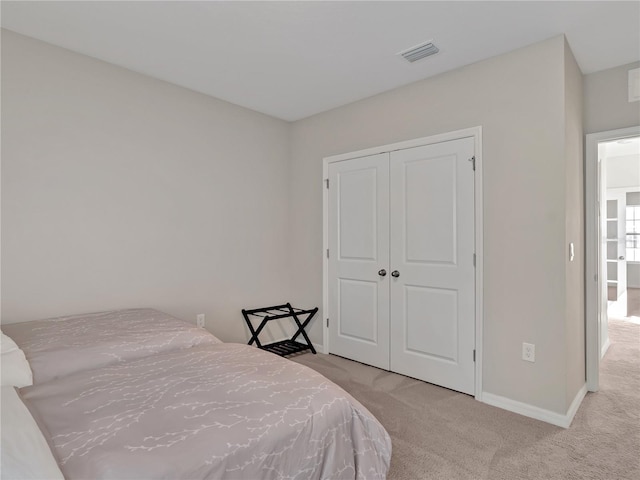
<box><xmin>398</xmin><ymin>40</ymin><xmax>439</xmax><ymax>63</ymax></box>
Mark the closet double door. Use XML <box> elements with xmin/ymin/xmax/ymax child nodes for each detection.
<box><xmin>327</xmin><ymin>137</ymin><xmax>476</xmax><ymax>395</ymax></box>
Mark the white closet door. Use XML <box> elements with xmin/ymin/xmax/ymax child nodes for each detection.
<box><xmin>328</xmin><ymin>153</ymin><xmax>390</xmax><ymax>370</ymax></box>
<box><xmin>389</xmin><ymin>138</ymin><xmax>476</xmax><ymax>395</ymax></box>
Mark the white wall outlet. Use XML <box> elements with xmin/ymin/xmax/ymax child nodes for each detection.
<box><xmin>522</xmin><ymin>342</ymin><xmax>535</xmax><ymax>362</ymax></box>
<box><xmin>196</xmin><ymin>314</ymin><xmax>205</xmax><ymax>328</ymax></box>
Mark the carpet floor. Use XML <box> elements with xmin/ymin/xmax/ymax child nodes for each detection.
<box><xmin>294</xmin><ymin>319</ymin><xmax>639</xmax><ymax>479</ymax></box>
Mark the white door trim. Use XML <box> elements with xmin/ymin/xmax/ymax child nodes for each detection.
<box><xmin>322</xmin><ymin>126</ymin><xmax>484</xmax><ymax>400</ymax></box>
<box><xmin>585</xmin><ymin>126</ymin><xmax>640</xmax><ymax>392</ymax></box>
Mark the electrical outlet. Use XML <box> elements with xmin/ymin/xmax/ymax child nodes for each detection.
<box><xmin>522</xmin><ymin>342</ymin><xmax>535</xmax><ymax>362</ymax></box>
<box><xmin>196</xmin><ymin>314</ymin><xmax>205</xmax><ymax>328</ymax></box>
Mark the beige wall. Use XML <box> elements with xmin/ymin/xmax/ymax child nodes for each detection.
<box><xmin>2</xmin><ymin>30</ymin><xmax>589</xmax><ymax>417</ymax></box>
<box><xmin>564</xmin><ymin>40</ymin><xmax>585</xmax><ymax>409</ymax></box>
<box><xmin>584</xmin><ymin>61</ymin><xmax>640</xmax><ymax>134</ymax></box>
<box><xmin>290</xmin><ymin>36</ymin><xmax>579</xmax><ymax>414</ymax></box>
<box><xmin>1</xmin><ymin>30</ymin><xmax>292</xmax><ymax>343</ymax></box>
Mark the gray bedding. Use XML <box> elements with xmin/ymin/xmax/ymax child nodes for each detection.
<box><xmin>21</xmin><ymin>343</ymin><xmax>391</xmax><ymax>479</ymax></box>
<box><xmin>3</xmin><ymin>309</ymin><xmax>221</xmax><ymax>383</ymax></box>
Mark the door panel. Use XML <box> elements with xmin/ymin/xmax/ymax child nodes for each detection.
<box><xmin>404</xmin><ymin>154</ymin><xmax>457</xmax><ymax>264</ymax></box>
<box><xmin>389</xmin><ymin>138</ymin><xmax>475</xmax><ymax>395</ymax></box>
<box><xmin>605</xmin><ymin>192</ymin><xmax>628</xmax><ymax>318</ymax></box>
<box><xmin>404</xmin><ymin>286</ymin><xmax>458</xmax><ymax>362</ymax></box>
<box><xmin>328</xmin><ymin>153</ymin><xmax>390</xmax><ymax>370</ymax></box>
<box><xmin>338</xmin><ymin>279</ymin><xmax>379</xmax><ymax>343</ymax></box>
<box><xmin>616</xmin><ymin>196</ymin><xmax>628</xmax><ymax>315</ymax></box>
<box><xmin>338</xmin><ymin>168</ymin><xmax>378</xmax><ymax>260</ymax></box>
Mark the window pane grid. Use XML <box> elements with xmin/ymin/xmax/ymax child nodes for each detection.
<box><xmin>627</xmin><ymin>205</ymin><xmax>640</xmax><ymax>262</ymax></box>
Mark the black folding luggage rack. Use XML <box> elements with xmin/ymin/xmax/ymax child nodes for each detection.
<box><xmin>242</xmin><ymin>303</ymin><xmax>318</xmax><ymax>357</ymax></box>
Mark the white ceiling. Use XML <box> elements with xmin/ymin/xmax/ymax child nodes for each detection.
<box><xmin>2</xmin><ymin>1</ymin><xmax>639</xmax><ymax>121</ymax></box>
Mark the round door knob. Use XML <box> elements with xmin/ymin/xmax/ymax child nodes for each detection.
<box><xmin>619</xmin><ymin>256</ymin><xmax>625</xmax><ymax>260</ymax></box>
<box><xmin>378</xmin><ymin>269</ymin><xmax>387</xmax><ymax>277</ymax></box>
<box><xmin>391</xmin><ymin>270</ymin><xmax>400</xmax><ymax>278</ymax></box>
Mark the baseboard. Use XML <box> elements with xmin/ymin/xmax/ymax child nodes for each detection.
<box><xmin>482</xmin><ymin>384</ymin><xmax>587</xmax><ymax>428</ymax></box>
<box><xmin>565</xmin><ymin>384</ymin><xmax>588</xmax><ymax>427</ymax></box>
<box><xmin>601</xmin><ymin>338</ymin><xmax>611</xmax><ymax>358</ymax></box>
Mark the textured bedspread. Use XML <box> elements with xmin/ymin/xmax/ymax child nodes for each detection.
<box><xmin>3</xmin><ymin>309</ymin><xmax>220</xmax><ymax>383</ymax></box>
<box><xmin>21</xmin><ymin>343</ymin><xmax>391</xmax><ymax>479</ymax></box>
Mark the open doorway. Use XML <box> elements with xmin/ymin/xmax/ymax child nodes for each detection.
<box><xmin>603</xmin><ymin>139</ymin><xmax>640</xmax><ymax>322</ymax></box>
<box><xmin>586</xmin><ymin>127</ymin><xmax>640</xmax><ymax>392</ymax></box>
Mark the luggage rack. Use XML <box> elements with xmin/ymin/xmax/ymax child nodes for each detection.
<box><xmin>242</xmin><ymin>303</ymin><xmax>318</xmax><ymax>357</ymax></box>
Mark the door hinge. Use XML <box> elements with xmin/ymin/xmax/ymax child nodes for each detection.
<box><xmin>473</xmin><ymin>253</ymin><xmax>476</xmax><ymax>267</ymax></box>
<box><xmin>326</xmin><ymin>249</ymin><xmax>330</xmax><ymax>259</ymax></box>
<box><xmin>325</xmin><ymin>178</ymin><xmax>329</xmax><ymax>189</ymax></box>
<box><xmin>469</xmin><ymin>156</ymin><xmax>476</xmax><ymax>171</ymax></box>
<box><xmin>473</xmin><ymin>349</ymin><xmax>476</xmax><ymax>362</ymax></box>
<box><xmin>326</xmin><ymin>318</ymin><xmax>329</xmax><ymax>328</ymax></box>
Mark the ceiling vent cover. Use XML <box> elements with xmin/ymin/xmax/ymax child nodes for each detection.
<box><xmin>398</xmin><ymin>41</ymin><xmax>439</xmax><ymax>63</ymax></box>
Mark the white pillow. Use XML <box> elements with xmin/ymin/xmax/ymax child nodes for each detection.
<box><xmin>1</xmin><ymin>386</ymin><xmax>65</xmax><ymax>480</ymax></box>
<box><xmin>1</xmin><ymin>331</ymin><xmax>33</xmax><ymax>387</ymax></box>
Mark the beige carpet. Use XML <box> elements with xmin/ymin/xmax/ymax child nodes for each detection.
<box><xmin>294</xmin><ymin>319</ymin><xmax>639</xmax><ymax>479</ymax></box>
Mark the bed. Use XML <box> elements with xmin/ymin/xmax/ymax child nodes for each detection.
<box><xmin>1</xmin><ymin>309</ymin><xmax>391</xmax><ymax>479</ymax></box>
<box><xmin>2</xmin><ymin>308</ymin><xmax>221</xmax><ymax>383</ymax></box>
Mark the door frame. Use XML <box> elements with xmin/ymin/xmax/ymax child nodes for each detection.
<box><xmin>585</xmin><ymin>125</ymin><xmax>640</xmax><ymax>392</ymax></box>
<box><xmin>322</xmin><ymin>126</ymin><xmax>484</xmax><ymax>400</ymax></box>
